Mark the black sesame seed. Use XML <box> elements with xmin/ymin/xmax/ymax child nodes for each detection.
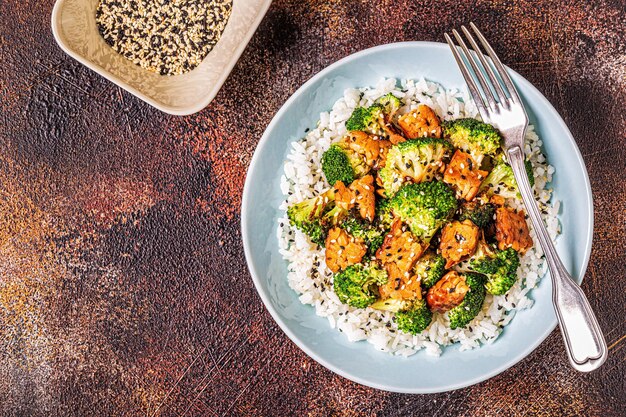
<box><xmin>96</xmin><ymin>0</ymin><xmax>233</xmax><ymax>75</ymax></box>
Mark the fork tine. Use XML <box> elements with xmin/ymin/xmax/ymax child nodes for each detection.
<box><xmin>460</xmin><ymin>25</ymin><xmax>510</xmax><ymax>109</ymax></box>
<box><xmin>469</xmin><ymin>22</ymin><xmax>522</xmax><ymax>104</ymax></box>
<box><xmin>451</xmin><ymin>29</ymin><xmax>497</xmax><ymax>110</ymax></box>
<box><xmin>444</xmin><ymin>33</ymin><xmax>490</xmax><ymax>121</ymax></box>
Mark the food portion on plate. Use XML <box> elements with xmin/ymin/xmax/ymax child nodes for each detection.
<box><xmin>96</xmin><ymin>0</ymin><xmax>233</xmax><ymax>75</ymax></box>
<box><xmin>278</xmin><ymin>78</ymin><xmax>559</xmax><ymax>356</ymax></box>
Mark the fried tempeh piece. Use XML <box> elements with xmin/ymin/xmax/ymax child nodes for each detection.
<box><xmin>325</xmin><ymin>227</ymin><xmax>367</xmax><ymax>273</ymax></box>
<box><xmin>376</xmin><ymin>219</ymin><xmax>425</xmax><ymax>300</ymax></box>
<box><xmin>443</xmin><ymin>150</ymin><xmax>488</xmax><ymax>201</ymax></box>
<box><xmin>378</xmin><ymin>268</ymin><xmax>422</xmax><ymax>301</ymax></box>
<box><xmin>397</xmin><ymin>104</ymin><xmax>443</xmax><ymax>139</ymax></box>
<box><xmin>439</xmin><ymin>219</ymin><xmax>480</xmax><ymax>268</ymax></box>
<box><xmin>342</xmin><ymin>131</ymin><xmax>392</xmax><ymax>170</ymax></box>
<box><xmin>331</xmin><ymin>181</ymin><xmax>354</xmax><ymax>214</ymax></box>
<box><xmin>495</xmin><ymin>206</ymin><xmax>533</xmax><ymax>254</ymax></box>
<box><xmin>426</xmin><ymin>271</ymin><xmax>470</xmax><ymax>313</ymax></box>
<box><xmin>350</xmin><ymin>175</ymin><xmax>376</xmax><ymax>222</ymax></box>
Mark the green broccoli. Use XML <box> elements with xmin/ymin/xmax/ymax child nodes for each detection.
<box><xmin>287</xmin><ymin>195</ymin><xmax>328</xmax><ymax>246</ymax></box>
<box><xmin>389</xmin><ymin>181</ymin><xmax>458</xmax><ymax>241</ymax></box>
<box><xmin>458</xmin><ymin>201</ymin><xmax>496</xmax><ymax>229</ymax></box>
<box><xmin>448</xmin><ymin>272</ymin><xmax>486</xmax><ymax>330</ymax></box>
<box><xmin>370</xmin><ymin>297</ymin><xmax>408</xmax><ymax>312</ymax></box>
<box><xmin>396</xmin><ymin>300</ymin><xmax>433</xmax><ymax>335</ymax></box>
<box><xmin>321</xmin><ymin>144</ymin><xmax>355</xmax><ymax>186</ymax></box>
<box><xmin>316</xmin><ymin>187</ymin><xmax>352</xmax><ymax>227</ymax></box>
<box><xmin>378</xmin><ymin>137</ymin><xmax>452</xmax><ymax>196</ymax></box>
<box><xmin>468</xmin><ymin>246</ymin><xmax>520</xmax><ymax>295</ymax></box>
<box><xmin>287</xmin><ymin>186</ymin><xmax>355</xmax><ymax>244</ymax></box>
<box><xmin>342</xmin><ymin>217</ymin><xmax>384</xmax><ymax>255</ymax></box>
<box><xmin>322</xmin><ymin>205</ymin><xmax>349</xmax><ymax>228</ymax></box>
<box><xmin>443</xmin><ymin>118</ymin><xmax>501</xmax><ymax>161</ymax></box>
<box><xmin>491</xmin><ymin>153</ymin><xmax>535</xmax><ymax>188</ymax></box>
<box><xmin>525</xmin><ymin>159</ymin><xmax>535</xmax><ymax>187</ymax></box>
<box><xmin>375</xmin><ymin>198</ymin><xmax>395</xmax><ymax>230</ymax></box>
<box><xmin>414</xmin><ymin>251</ymin><xmax>446</xmax><ymax>289</ymax></box>
<box><xmin>345</xmin><ymin>104</ymin><xmax>385</xmax><ymax>135</ymax></box>
<box><xmin>370</xmin><ymin>298</ymin><xmax>433</xmax><ymax>335</ymax></box>
<box><xmin>333</xmin><ymin>263</ymin><xmax>388</xmax><ymax>308</ymax></box>
<box><xmin>477</xmin><ymin>162</ymin><xmax>529</xmax><ymax>199</ymax></box>
<box><xmin>375</xmin><ymin>93</ymin><xmax>402</xmax><ymax>116</ymax></box>
<box><xmin>321</xmin><ymin>142</ymin><xmax>372</xmax><ymax>187</ymax></box>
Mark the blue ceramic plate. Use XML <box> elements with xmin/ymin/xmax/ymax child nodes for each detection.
<box><xmin>241</xmin><ymin>42</ymin><xmax>593</xmax><ymax>393</ymax></box>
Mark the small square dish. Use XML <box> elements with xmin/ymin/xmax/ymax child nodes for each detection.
<box><xmin>51</xmin><ymin>0</ymin><xmax>272</xmax><ymax>115</ymax></box>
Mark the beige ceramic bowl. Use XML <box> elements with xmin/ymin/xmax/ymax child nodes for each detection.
<box><xmin>51</xmin><ymin>0</ymin><xmax>272</xmax><ymax>115</ymax></box>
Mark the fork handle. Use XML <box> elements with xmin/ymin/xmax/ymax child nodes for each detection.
<box><xmin>507</xmin><ymin>146</ymin><xmax>607</xmax><ymax>372</ymax></box>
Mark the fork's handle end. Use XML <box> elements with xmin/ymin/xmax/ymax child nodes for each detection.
<box><xmin>554</xmin><ymin>276</ymin><xmax>608</xmax><ymax>372</ymax></box>
<box><xmin>507</xmin><ymin>147</ymin><xmax>608</xmax><ymax>372</ymax></box>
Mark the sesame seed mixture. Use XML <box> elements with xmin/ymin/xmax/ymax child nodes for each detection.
<box><xmin>96</xmin><ymin>0</ymin><xmax>233</xmax><ymax>76</ymax></box>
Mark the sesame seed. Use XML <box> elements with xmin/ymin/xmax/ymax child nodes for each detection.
<box><xmin>96</xmin><ymin>0</ymin><xmax>233</xmax><ymax>76</ymax></box>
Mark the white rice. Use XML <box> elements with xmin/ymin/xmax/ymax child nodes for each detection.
<box><xmin>277</xmin><ymin>78</ymin><xmax>559</xmax><ymax>356</ymax></box>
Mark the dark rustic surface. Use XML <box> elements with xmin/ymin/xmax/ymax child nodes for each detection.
<box><xmin>0</xmin><ymin>0</ymin><xmax>625</xmax><ymax>416</ymax></box>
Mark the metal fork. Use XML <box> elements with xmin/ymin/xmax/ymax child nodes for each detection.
<box><xmin>445</xmin><ymin>23</ymin><xmax>607</xmax><ymax>372</ymax></box>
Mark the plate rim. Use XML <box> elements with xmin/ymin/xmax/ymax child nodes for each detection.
<box><xmin>241</xmin><ymin>41</ymin><xmax>594</xmax><ymax>393</ymax></box>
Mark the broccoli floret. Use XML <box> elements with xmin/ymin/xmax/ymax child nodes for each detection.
<box><xmin>396</xmin><ymin>300</ymin><xmax>433</xmax><ymax>335</ymax></box>
<box><xmin>333</xmin><ymin>263</ymin><xmax>388</xmax><ymax>308</ymax></box>
<box><xmin>376</xmin><ymin>93</ymin><xmax>402</xmax><ymax>116</ymax></box>
<box><xmin>477</xmin><ymin>162</ymin><xmax>520</xmax><ymax>199</ymax></box>
<box><xmin>389</xmin><ymin>181</ymin><xmax>458</xmax><ymax>241</ymax></box>
<box><xmin>375</xmin><ymin>198</ymin><xmax>395</xmax><ymax>230</ymax></box>
<box><xmin>370</xmin><ymin>297</ymin><xmax>409</xmax><ymax>312</ymax></box>
<box><xmin>342</xmin><ymin>217</ymin><xmax>384</xmax><ymax>255</ymax></box>
<box><xmin>469</xmin><ymin>246</ymin><xmax>520</xmax><ymax>295</ymax></box>
<box><xmin>287</xmin><ymin>195</ymin><xmax>328</xmax><ymax>245</ymax></box>
<box><xmin>301</xmin><ymin>222</ymin><xmax>325</xmax><ymax>246</ymax></box>
<box><xmin>414</xmin><ymin>251</ymin><xmax>446</xmax><ymax>289</ymax></box>
<box><xmin>492</xmin><ymin>153</ymin><xmax>535</xmax><ymax>188</ymax></box>
<box><xmin>443</xmin><ymin>118</ymin><xmax>501</xmax><ymax>161</ymax></box>
<box><xmin>315</xmin><ymin>187</ymin><xmax>351</xmax><ymax>227</ymax></box>
<box><xmin>448</xmin><ymin>272</ymin><xmax>486</xmax><ymax>329</ymax></box>
<box><xmin>525</xmin><ymin>159</ymin><xmax>535</xmax><ymax>187</ymax></box>
<box><xmin>322</xmin><ymin>206</ymin><xmax>348</xmax><ymax>227</ymax></box>
<box><xmin>287</xmin><ymin>186</ymin><xmax>355</xmax><ymax>244</ymax></box>
<box><xmin>321</xmin><ymin>142</ymin><xmax>372</xmax><ymax>187</ymax></box>
<box><xmin>321</xmin><ymin>144</ymin><xmax>355</xmax><ymax>186</ymax></box>
<box><xmin>370</xmin><ymin>298</ymin><xmax>432</xmax><ymax>335</ymax></box>
<box><xmin>345</xmin><ymin>104</ymin><xmax>385</xmax><ymax>135</ymax></box>
<box><xmin>458</xmin><ymin>201</ymin><xmax>496</xmax><ymax>229</ymax></box>
<box><xmin>378</xmin><ymin>137</ymin><xmax>452</xmax><ymax>196</ymax></box>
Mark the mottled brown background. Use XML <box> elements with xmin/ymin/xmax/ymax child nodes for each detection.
<box><xmin>0</xmin><ymin>0</ymin><xmax>625</xmax><ymax>416</ymax></box>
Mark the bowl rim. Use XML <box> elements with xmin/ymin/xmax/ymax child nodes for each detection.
<box><xmin>50</xmin><ymin>0</ymin><xmax>272</xmax><ymax>116</ymax></box>
<box><xmin>241</xmin><ymin>41</ymin><xmax>594</xmax><ymax>393</ymax></box>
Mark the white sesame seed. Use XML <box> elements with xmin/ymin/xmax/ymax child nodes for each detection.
<box><xmin>96</xmin><ymin>0</ymin><xmax>233</xmax><ymax>76</ymax></box>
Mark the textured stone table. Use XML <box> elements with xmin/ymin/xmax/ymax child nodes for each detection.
<box><xmin>0</xmin><ymin>0</ymin><xmax>624</xmax><ymax>415</ymax></box>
